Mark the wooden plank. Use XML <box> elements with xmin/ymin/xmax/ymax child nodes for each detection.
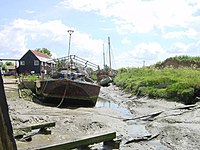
<box><xmin>0</xmin><ymin>74</ymin><xmax>17</xmax><ymax>150</ymax></box>
<box><xmin>15</xmin><ymin>122</ymin><xmax>56</xmax><ymax>132</ymax></box>
<box><xmin>123</xmin><ymin>111</ymin><xmax>163</xmax><ymax>121</ymax></box>
<box><xmin>125</xmin><ymin>133</ymin><xmax>160</xmax><ymax>144</ymax></box>
<box><xmin>38</xmin><ymin>131</ymin><xmax>116</xmax><ymax>150</ymax></box>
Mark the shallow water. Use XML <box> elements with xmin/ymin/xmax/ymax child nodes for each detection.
<box><xmin>96</xmin><ymin>98</ymin><xmax>133</xmax><ymax>118</ymax></box>
<box><xmin>96</xmin><ymin>97</ymin><xmax>170</xmax><ymax>150</ymax></box>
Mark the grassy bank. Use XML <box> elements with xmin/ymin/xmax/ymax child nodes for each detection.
<box><xmin>114</xmin><ymin>67</ymin><xmax>200</xmax><ymax>105</ymax></box>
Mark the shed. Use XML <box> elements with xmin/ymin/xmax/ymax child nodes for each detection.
<box><xmin>18</xmin><ymin>50</ymin><xmax>55</xmax><ymax>75</ymax></box>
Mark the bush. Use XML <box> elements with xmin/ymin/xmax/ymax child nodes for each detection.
<box><xmin>114</xmin><ymin>67</ymin><xmax>200</xmax><ymax>104</ymax></box>
<box><xmin>148</xmin><ymin>88</ymin><xmax>168</xmax><ymax>99</ymax></box>
<box><xmin>180</xmin><ymin>88</ymin><xmax>195</xmax><ymax>105</ymax></box>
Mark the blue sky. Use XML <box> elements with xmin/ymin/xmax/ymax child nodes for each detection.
<box><xmin>1</xmin><ymin>0</ymin><xmax>200</xmax><ymax>69</ymax></box>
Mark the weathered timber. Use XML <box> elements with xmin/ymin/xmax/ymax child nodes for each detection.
<box><xmin>0</xmin><ymin>75</ymin><xmax>17</xmax><ymax>150</ymax></box>
<box><xmin>14</xmin><ymin>130</ymin><xmax>26</xmax><ymax>139</ymax></box>
<box><xmin>15</xmin><ymin>122</ymin><xmax>56</xmax><ymax>132</ymax></box>
<box><xmin>18</xmin><ymin>129</ymin><xmax>51</xmax><ymax>142</ymax></box>
<box><xmin>125</xmin><ymin>133</ymin><xmax>160</xmax><ymax>144</ymax></box>
<box><xmin>172</xmin><ymin>104</ymin><xmax>197</xmax><ymax>110</ymax></box>
<box><xmin>123</xmin><ymin>111</ymin><xmax>163</xmax><ymax>121</ymax></box>
<box><xmin>14</xmin><ymin>122</ymin><xmax>55</xmax><ymax>142</ymax></box>
<box><xmin>38</xmin><ymin>131</ymin><xmax>117</xmax><ymax>150</ymax></box>
<box><xmin>103</xmin><ymin>138</ymin><xmax>121</xmax><ymax>149</ymax></box>
<box><xmin>124</xmin><ymin>104</ymin><xmax>200</xmax><ymax>123</ymax></box>
<box><xmin>3</xmin><ymin>82</ymin><xmax>18</xmax><ymax>84</ymax></box>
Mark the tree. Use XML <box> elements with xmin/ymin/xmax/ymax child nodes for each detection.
<box><xmin>1</xmin><ymin>62</ymin><xmax>14</xmax><ymax>72</ymax></box>
<box><xmin>5</xmin><ymin>62</ymin><xmax>13</xmax><ymax>66</ymax></box>
<box><xmin>36</xmin><ymin>48</ymin><xmax>52</xmax><ymax>57</ymax></box>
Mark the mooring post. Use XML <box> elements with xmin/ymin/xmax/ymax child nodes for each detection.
<box><xmin>0</xmin><ymin>73</ymin><xmax>17</xmax><ymax>149</ymax></box>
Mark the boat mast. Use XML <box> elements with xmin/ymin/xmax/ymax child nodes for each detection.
<box><xmin>67</xmin><ymin>30</ymin><xmax>74</xmax><ymax>63</ymax></box>
<box><xmin>67</xmin><ymin>30</ymin><xmax>74</xmax><ymax>75</ymax></box>
<box><xmin>103</xmin><ymin>44</ymin><xmax>106</xmax><ymax>69</ymax></box>
<box><xmin>108</xmin><ymin>36</ymin><xmax>111</xmax><ymax>71</ymax></box>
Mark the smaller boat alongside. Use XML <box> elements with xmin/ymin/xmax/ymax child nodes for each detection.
<box><xmin>97</xmin><ymin>69</ymin><xmax>113</xmax><ymax>86</ymax></box>
<box><xmin>97</xmin><ymin>36</ymin><xmax>115</xmax><ymax>87</ymax></box>
<box><xmin>98</xmin><ymin>76</ymin><xmax>112</xmax><ymax>87</ymax></box>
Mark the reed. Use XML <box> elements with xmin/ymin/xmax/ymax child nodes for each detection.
<box><xmin>114</xmin><ymin>67</ymin><xmax>200</xmax><ymax>105</ymax></box>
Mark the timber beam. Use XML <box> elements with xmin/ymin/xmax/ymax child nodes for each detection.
<box><xmin>38</xmin><ymin>131</ymin><xmax>119</xmax><ymax>150</ymax></box>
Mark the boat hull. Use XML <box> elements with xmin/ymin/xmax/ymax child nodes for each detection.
<box><xmin>35</xmin><ymin>79</ymin><xmax>101</xmax><ymax>107</ymax></box>
<box><xmin>99</xmin><ymin>76</ymin><xmax>112</xmax><ymax>86</ymax></box>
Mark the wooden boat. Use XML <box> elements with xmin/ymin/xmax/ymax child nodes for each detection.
<box><xmin>99</xmin><ymin>76</ymin><xmax>112</xmax><ymax>86</ymax></box>
<box><xmin>18</xmin><ymin>55</ymin><xmax>101</xmax><ymax>107</ymax></box>
<box><xmin>35</xmin><ymin>78</ymin><xmax>100</xmax><ymax>107</ymax></box>
<box><xmin>97</xmin><ymin>37</ymin><xmax>115</xmax><ymax>87</ymax></box>
<box><xmin>31</xmin><ymin>55</ymin><xmax>101</xmax><ymax>107</ymax></box>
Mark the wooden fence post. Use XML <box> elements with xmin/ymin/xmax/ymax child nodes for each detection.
<box><xmin>0</xmin><ymin>75</ymin><xmax>17</xmax><ymax>150</ymax></box>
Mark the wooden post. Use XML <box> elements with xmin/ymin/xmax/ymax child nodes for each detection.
<box><xmin>0</xmin><ymin>74</ymin><xmax>17</xmax><ymax>150</ymax></box>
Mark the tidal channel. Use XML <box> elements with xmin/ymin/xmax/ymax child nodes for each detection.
<box><xmin>96</xmin><ymin>98</ymin><xmax>170</xmax><ymax>150</ymax></box>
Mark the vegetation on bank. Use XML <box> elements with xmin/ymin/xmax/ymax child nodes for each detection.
<box><xmin>21</xmin><ymin>75</ymin><xmax>39</xmax><ymax>81</ymax></box>
<box><xmin>114</xmin><ymin>56</ymin><xmax>200</xmax><ymax>105</ymax></box>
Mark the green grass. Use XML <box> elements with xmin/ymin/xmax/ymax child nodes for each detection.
<box><xmin>20</xmin><ymin>75</ymin><xmax>39</xmax><ymax>81</ymax></box>
<box><xmin>114</xmin><ymin>67</ymin><xmax>200</xmax><ymax>105</ymax></box>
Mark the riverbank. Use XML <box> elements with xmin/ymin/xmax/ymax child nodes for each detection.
<box><xmin>100</xmin><ymin>85</ymin><xmax>200</xmax><ymax>150</ymax></box>
<box><xmin>4</xmin><ymin>77</ymin><xmax>200</xmax><ymax>149</ymax></box>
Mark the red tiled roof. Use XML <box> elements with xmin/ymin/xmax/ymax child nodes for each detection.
<box><xmin>31</xmin><ymin>50</ymin><xmax>50</xmax><ymax>59</ymax></box>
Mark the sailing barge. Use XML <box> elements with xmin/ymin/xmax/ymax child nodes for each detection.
<box><xmin>20</xmin><ymin>55</ymin><xmax>101</xmax><ymax>107</ymax></box>
<box><xmin>35</xmin><ymin>78</ymin><xmax>100</xmax><ymax>107</ymax></box>
<box><xmin>37</xmin><ymin>55</ymin><xmax>101</xmax><ymax>107</ymax></box>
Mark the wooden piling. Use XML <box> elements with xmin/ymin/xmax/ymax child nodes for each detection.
<box><xmin>0</xmin><ymin>75</ymin><xmax>17</xmax><ymax>150</ymax></box>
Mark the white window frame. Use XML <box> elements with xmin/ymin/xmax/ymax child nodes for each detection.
<box><xmin>20</xmin><ymin>61</ymin><xmax>25</xmax><ymax>66</ymax></box>
<box><xmin>34</xmin><ymin>60</ymin><xmax>39</xmax><ymax>66</ymax></box>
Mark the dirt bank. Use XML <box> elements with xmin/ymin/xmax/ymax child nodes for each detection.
<box><xmin>4</xmin><ymin>77</ymin><xmax>200</xmax><ymax>150</ymax></box>
<box><xmin>100</xmin><ymin>85</ymin><xmax>200</xmax><ymax>150</ymax></box>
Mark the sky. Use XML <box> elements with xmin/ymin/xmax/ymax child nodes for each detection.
<box><xmin>1</xmin><ymin>0</ymin><xmax>200</xmax><ymax>69</ymax></box>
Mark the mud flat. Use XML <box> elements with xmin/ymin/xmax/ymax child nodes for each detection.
<box><xmin>100</xmin><ymin>85</ymin><xmax>200</xmax><ymax>150</ymax></box>
<box><xmin>4</xmin><ymin>77</ymin><xmax>200</xmax><ymax>150</ymax></box>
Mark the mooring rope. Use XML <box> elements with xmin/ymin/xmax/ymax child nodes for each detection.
<box><xmin>56</xmin><ymin>83</ymin><xmax>68</xmax><ymax>108</ymax></box>
<box><xmin>41</xmin><ymin>80</ymin><xmax>48</xmax><ymax>94</ymax></box>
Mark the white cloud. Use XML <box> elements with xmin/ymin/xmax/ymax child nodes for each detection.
<box><xmin>25</xmin><ymin>10</ymin><xmax>35</xmax><ymax>14</ymax></box>
<box><xmin>0</xmin><ymin>19</ymin><xmax>68</xmax><ymax>58</ymax></box>
<box><xmin>121</xmin><ymin>37</ymin><xmax>131</xmax><ymax>45</ymax></box>
<box><xmin>60</xmin><ymin>0</ymin><xmax>200</xmax><ymax>34</ymax></box>
<box><xmin>170</xmin><ymin>42</ymin><xmax>190</xmax><ymax>53</ymax></box>
<box><xmin>71</xmin><ymin>31</ymin><xmax>103</xmax><ymax>66</ymax></box>
<box><xmin>58</xmin><ymin>0</ymin><xmax>200</xmax><ymax>68</ymax></box>
<box><xmin>73</xmin><ymin>32</ymin><xmax>102</xmax><ymax>54</ymax></box>
<box><xmin>129</xmin><ymin>42</ymin><xmax>164</xmax><ymax>57</ymax></box>
<box><xmin>0</xmin><ymin>24</ymin><xmax>27</xmax><ymax>58</ymax></box>
<box><xmin>167</xmin><ymin>41</ymin><xmax>200</xmax><ymax>57</ymax></box>
<box><xmin>114</xmin><ymin>42</ymin><xmax>165</xmax><ymax>68</ymax></box>
<box><xmin>0</xmin><ymin>19</ymin><xmax>103</xmax><ymax>67</ymax></box>
<box><xmin>164</xmin><ymin>28</ymin><xmax>198</xmax><ymax>39</ymax></box>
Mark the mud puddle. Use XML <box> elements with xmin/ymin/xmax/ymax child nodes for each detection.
<box><xmin>96</xmin><ymin>98</ymin><xmax>170</xmax><ymax>149</ymax></box>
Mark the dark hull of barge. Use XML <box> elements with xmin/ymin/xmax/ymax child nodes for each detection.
<box><xmin>35</xmin><ymin>79</ymin><xmax>101</xmax><ymax>107</ymax></box>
